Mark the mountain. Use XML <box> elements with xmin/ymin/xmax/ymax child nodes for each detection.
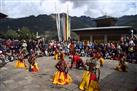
<box><xmin>0</xmin><ymin>14</ymin><xmax>137</xmax><ymax>34</ymax></box>
<box><xmin>0</xmin><ymin>14</ymin><xmax>57</xmax><ymax>34</ymax></box>
<box><xmin>116</xmin><ymin>15</ymin><xmax>137</xmax><ymax>30</ymax></box>
<box><xmin>71</xmin><ymin>16</ymin><xmax>96</xmax><ymax>29</ymax></box>
<box><xmin>0</xmin><ymin>14</ymin><xmax>96</xmax><ymax>34</ymax></box>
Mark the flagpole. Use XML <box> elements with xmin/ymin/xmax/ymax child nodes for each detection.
<box><xmin>66</xmin><ymin>4</ymin><xmax>70</xmax><ymax>40</ymax></box>
<box><xmin>55</xmin><ymin>3</ymin><xmax>61</xmax><ymax>41</ymax></box>
<box><xmin>64</xmin><ymin>14</ymin><xmax>67</xmax><ymax>41</ymax></box>
<box><xmin>62</xmin><ymin>14</ymin><xmax>66</xmax><ymax>41</ymax></box>
<box><xmin>58</xmin><ymin>11</ymin><xmax>62</xmax><ymax>41</ymax></box>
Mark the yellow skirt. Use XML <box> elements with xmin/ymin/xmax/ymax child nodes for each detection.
<box><xmin>79</xmin><ymin>71</ymin><xmax>100</xmax><ymax>91</ymax></box>
<box><xmin>15</xmin><ymin>60</ymin><xmax>27</xmax><ymax>69</ymax></box>
<box><xmin>53</xmin><ymin>71</ymin><xmax>72</xmax><ymax>85</ymax></box>
<box><xmin>54</xmin><ymin>53</ymin><xmax>59</xmax><ymax>60</ymax></box>
<box><xmin>100</xmin><ymin>58</ymin><xmax>105</xmax><ymax>65</ymax></box>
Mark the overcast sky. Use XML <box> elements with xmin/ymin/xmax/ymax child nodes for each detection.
<box><xmin>0</xmin><ymin>0</ymin><xmax>137</xmax><ymax>18</ymax></box>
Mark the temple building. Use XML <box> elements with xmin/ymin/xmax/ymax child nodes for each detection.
<box><xmin>72</xmin><ymin>16</ymin><xmax>136</xmax><ymax>43</ymax></box>
<box><xmin>0</xmin><ymin>12</ymin><xmax>7</xmax><ymax>19</ymax></box>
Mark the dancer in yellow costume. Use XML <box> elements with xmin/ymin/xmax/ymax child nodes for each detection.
<box><xmin>98</xmin><ymin>55</ymin><xmax>105</xmax><ymax>67</ymax></box>
<box><xmin>53</xmin><ymin>53</ymin><xmax>72</xmax><ymax>85</ymax></box>
<box><xmin>79</xmin><ymin>56</ymin><xmax>100</xmax><ymax>91</ymax></box>
<box><xmin>54</xmin><ymin>48</ymin><xmax>59</xmax><ymax>60</ymax></box>
<box><xmin>28</xmin><ymin>53</ymin><xmax>39</xmax><ymax>72</ymax></box>
<box><xmin>15</xmin><ymin>51</ymin><xmax>27</xmax><ymax>69</ymax></box>
<box><xmin>115</xmin><ymin>56</ymin><xmax>128</xmax><ymax>72</ymax></box>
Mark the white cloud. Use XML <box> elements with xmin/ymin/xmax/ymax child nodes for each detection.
<box><xmin>83</xmin><ymin>0</ymin><xmax>137</xmax><ymax>17</ymax></box>
<box><xmin>1</xmin><ymin>0</ymin><xmax>137</xmax><ymax>18</ymax></box>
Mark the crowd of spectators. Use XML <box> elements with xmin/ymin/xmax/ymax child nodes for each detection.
<box><xmin>0</xmin><ymin>35</ymin><xmax>137</xmax><ymax>66</ymax></box>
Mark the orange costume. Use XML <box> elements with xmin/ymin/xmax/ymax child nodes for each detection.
<box><xmin>28</xmin><ymin>53</ymin><xmax>39</xmax><ymax>72</ymax></box>
<box><xmin>29</xmin><ymin>62</ymin><xmax>39</xmax><ymax>72</ymax></box>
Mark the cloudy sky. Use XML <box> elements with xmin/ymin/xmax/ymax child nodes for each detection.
<box><xmin>0</xmin><ymin>0</ymin><xmax>137</xmax><ymax>18</ymax></box>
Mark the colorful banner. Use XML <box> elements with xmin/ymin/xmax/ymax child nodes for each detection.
<box><xmin>55</xmin><ymin>4</ymin><xmax>71</xmax><ymax>41</ymax></box>
<box><xmin>56</xmin><ymin>14</ymin><xmax>70</xmax><ymax>41</ymax></box>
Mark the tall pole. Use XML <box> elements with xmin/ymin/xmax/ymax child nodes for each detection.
<box><xmin>55</xmin><ymin>3</ymin><xmax>61</xmax><ymax>41</ymax></box>
<box><xmin>66</xmin><ymin>4</ymin><xmax>70</xmax><ymax>40</ymax></box>
<box><xmin>58</xmin><ymin>11</ymin><xmax>62</xmax><ymax>41</ymax></box>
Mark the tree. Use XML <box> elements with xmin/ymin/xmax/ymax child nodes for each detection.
<box><xmin>44</xmin><ymin>31</ymin><xmax>58</xmax><ymax>41</ymax></box>
<box><xmin>71</xmin><ymin>32</ymin><xmax>79</xmax><ymax>40</ymax></box>
<box><xmin>18</xmin><ymin>27</ymin><xmax>35</xmax><ymax>39</ymax></box>
<box><xmin>4</xmin><ymin>29</ymin><xmax>18</xmax><ymax>39</ymax></box>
